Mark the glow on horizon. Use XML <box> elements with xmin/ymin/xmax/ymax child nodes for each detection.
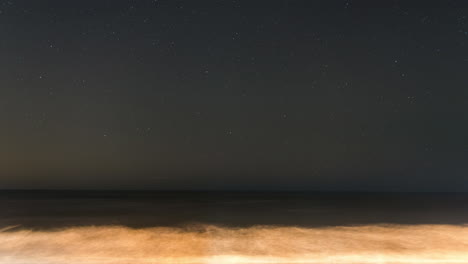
<box><xmin>1</xmin><ymin>224</ymin><xmax>468</xmax><ymax>264</ymax></box>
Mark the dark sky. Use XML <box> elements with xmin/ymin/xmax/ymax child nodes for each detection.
<box><xmin>1</xmin><ymin>0</ymin><xmax>467</xmax><ymax>190</ymax></box>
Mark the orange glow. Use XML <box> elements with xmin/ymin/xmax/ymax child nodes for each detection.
<box><xmin>1</xmin><ymin>224</ymin><xmax>468</xmax><ymax>263</ymax></box>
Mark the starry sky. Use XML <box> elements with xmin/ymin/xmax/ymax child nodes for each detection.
<box><xmin>1</xmin><ymin>0</ymin><xmax>467</xmax><ymax>190</ymax></box>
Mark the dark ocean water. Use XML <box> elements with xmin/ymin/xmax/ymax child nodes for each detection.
<box><xmin>1</xmin><ymin>190</ymin><xmax>468</xmax><ymax>229</ymax></box>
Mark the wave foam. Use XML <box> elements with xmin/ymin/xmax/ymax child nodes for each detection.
<box><xmin>1</xmin><ymin>224</ymin><xmax>468</xmax><ymax>263</ymax></box>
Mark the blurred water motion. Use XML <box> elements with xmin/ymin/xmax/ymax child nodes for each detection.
<box><xmin>1</xmin><ymin>224</ymin><xmax>468</xmax><ymax>264</ymax></box>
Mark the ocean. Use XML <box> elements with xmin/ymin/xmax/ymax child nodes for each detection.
<box><xmin>1</xmin><ymin>191</ymin><xmax>468</xmax><ymax>263</ymax></box>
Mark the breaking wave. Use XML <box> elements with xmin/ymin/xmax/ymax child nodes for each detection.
<box><xmin>1</xmin><ymin>224</ymin><xmax>468</xmax><ymax>263</ymax></box>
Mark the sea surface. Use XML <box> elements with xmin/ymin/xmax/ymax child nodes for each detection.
<box><xmin>1</xmin><ymin>191</ymin><xmax>468</xmax><ymax>263</ymax></box>
<box><xmin>2</xmin><ymin>190</ymin><xmax>468</xmax><ymax>228</ymax></box>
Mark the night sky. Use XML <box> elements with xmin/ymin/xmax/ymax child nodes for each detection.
<box><xmin>1</xmin><ymin>1</ymin><xmax>467</xmax><ymax>190</ymax></box>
